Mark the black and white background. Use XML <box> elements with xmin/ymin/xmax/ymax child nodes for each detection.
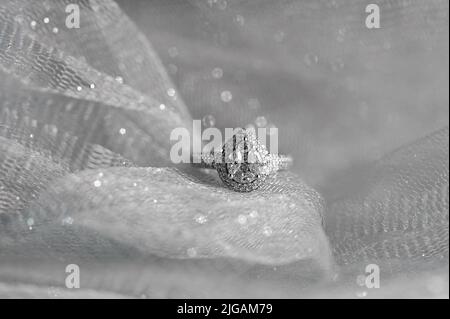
<box><xmin>0</xmin><ymin>0</ymin><xmax>448</xmax><ymax>299</ymax></box>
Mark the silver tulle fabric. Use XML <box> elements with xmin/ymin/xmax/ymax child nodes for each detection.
<box><xmin>0</xmin><ymin>0</ymin><xmax>448</xmax><ymax>298</ymax></box>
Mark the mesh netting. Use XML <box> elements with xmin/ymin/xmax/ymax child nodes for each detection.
<box><xmin>326</xmin><ymin>127</ymin><xmax>449</xmax><ymax>273</ymax></box>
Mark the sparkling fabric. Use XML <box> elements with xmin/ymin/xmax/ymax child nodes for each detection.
<box><xmin>0</xmin><ymin>0</ymin><xmax>448</xmax><ymax>298</ymax></box>
<box><xmin>326</xmin><ymin>127</ymin><xmax>449</xmax><ymax>276</ymax></box>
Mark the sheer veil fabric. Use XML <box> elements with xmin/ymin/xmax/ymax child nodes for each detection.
<box><xmin>0</xmin><ymin>0</ymin><xmax>448</xmax><ymax>297</ymax></box>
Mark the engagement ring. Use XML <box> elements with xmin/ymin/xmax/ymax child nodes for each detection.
<box><xmin>194</xmin><ymin>128</ymin><xmax>292</xmax><ymax>192</ymax></box>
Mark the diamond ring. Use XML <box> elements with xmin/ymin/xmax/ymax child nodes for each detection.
<box><xmin>193</xmin><ymin>128</ymin><xmax>292</xmax><ymax>192</ymax></box>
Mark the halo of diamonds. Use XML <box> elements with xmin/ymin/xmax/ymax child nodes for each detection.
<box><xmin>213</xmin><ymin>128</ymin><xmax>278</xmax><ymax>192</ymax></box>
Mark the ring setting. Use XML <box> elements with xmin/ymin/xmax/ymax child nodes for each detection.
<box><xmin>197</xmin><ymin>128</ymin><xmax>292</xmax><ymax>192</ymax></box>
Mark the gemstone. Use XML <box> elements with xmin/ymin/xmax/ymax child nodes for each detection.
<box><xmin>228</xmin><ymin>163</ymin><xmax>240</xmax><ymax>177</ymax></box>
<box><xmin>216</xmin><ymin>128</ymin><xmax>271</xmax><ymax>192</ymax></box>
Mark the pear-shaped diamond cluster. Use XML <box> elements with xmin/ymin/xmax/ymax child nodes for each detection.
<box><xmin>215</xmin><ymin>129</ymin><xmax>276</xmax><ymax>192</ymax></box>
